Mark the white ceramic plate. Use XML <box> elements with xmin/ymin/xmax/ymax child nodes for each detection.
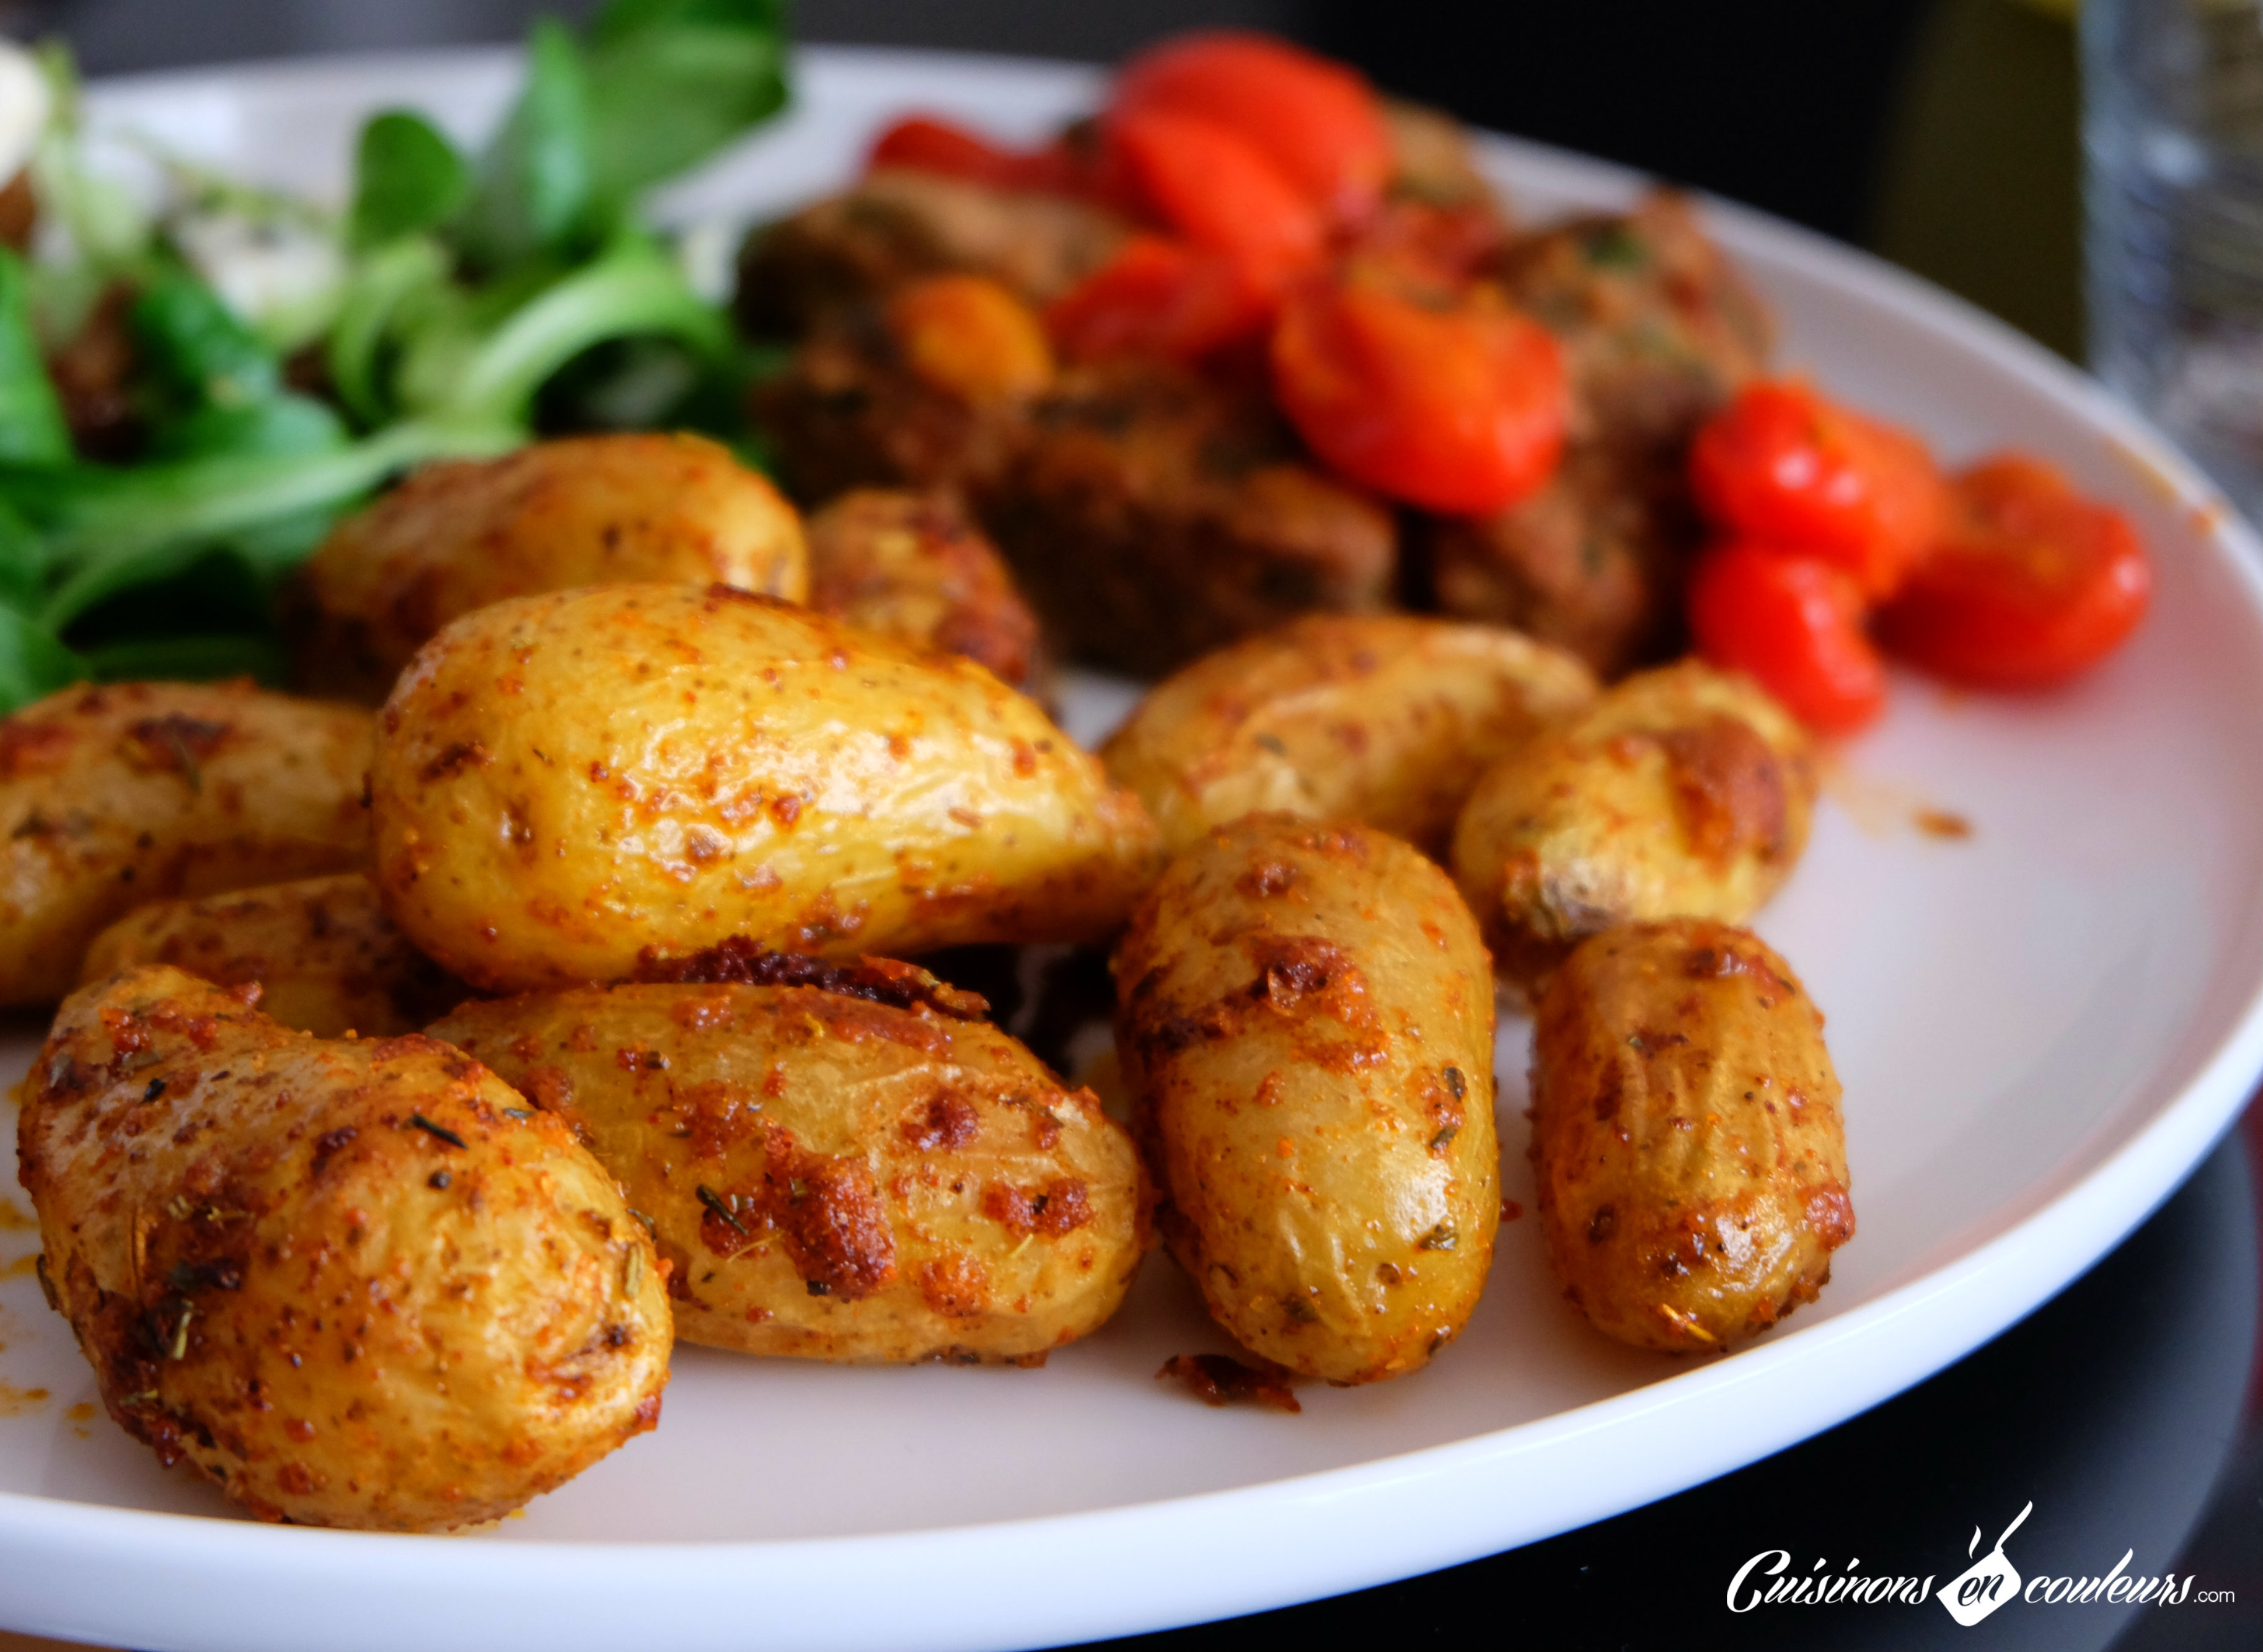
<box><xmin>5</xmin><ymin>43</ymin><xmax>2263</xmax><ymax>1652</ymax></box>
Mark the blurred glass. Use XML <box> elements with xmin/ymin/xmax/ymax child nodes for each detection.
<box><xmin>2086</xmin><ymin>0</ymin><xmax>2263</xmax><ymax>517</ymax></box>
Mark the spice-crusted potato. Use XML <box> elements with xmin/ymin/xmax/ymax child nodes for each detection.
<box><xmin>805</xmin><ymin>488</ymin><xmax>1044</xmax><ymax>689</ymax></box>
<box><xmin>1102</xmin><ymin>615</ymin><xmax>1595</xmax><ymax>857</ymax></box>
<box><xmin>80</xmin><ymin>872</ymin><xmax>469</xmax><ymax>1038</ymax></box>
<box><xmin>430</xmin><ymin>952</ymin><xmax>1146</xmax><ymax>1364</ymax></box>
<box><xmin>287</xmin><ymin>434</ymin><xmax>809</xmax><ymax>702</ymax></box>
<box><xmin>1530</xmin><ymin>920</ymin><xmax>1852</xmax><ymax>1352</ymax></box>
<box><xmin>0</xmin><ymin>681</ymin><xmax>373</xmax><ymax>1008</ymax></box>
<box><xmin>1450</xmin><ymin>661</ymin><xmax>1813</xmax><ymax>987</ymax></box>
<box><xmin>17</xmin><ymin>966</ymin><xmax>669</xmax><ymax>1531</ymax></box>
<box><xmin>371</xmin><ymin>584</ymin><xmax>1160</xmax><ymax>993</ymax></box>
<box><xmin>1114</xmin><ymin>815</ymin><xmax>1498</xmax><ymax>1384</ymax></box>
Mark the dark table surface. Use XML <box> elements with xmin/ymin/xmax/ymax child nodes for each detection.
<box><xmin>1070</xmin><ymin>1102</ymin><xmax>2263</xmax><ymax>1652</ymax></box>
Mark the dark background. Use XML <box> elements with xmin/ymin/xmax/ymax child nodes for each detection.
<box><xmin>1</xmin><ymin>4</ymin><xmax>2226</xmax><ymax>1650</ymax></box>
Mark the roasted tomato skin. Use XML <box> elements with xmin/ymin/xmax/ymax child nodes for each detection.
<box><xmin>1874</xmin><ymin>455</ymin><xmax>2153</xmax><ymax>690</ymax></box>
<box><xmin>1113</xmin><ymin>30</ymin><xmax>1392</xmax><ymax>223</ymax></box>
<box><xmin>867</xmin><ymin>115</ymin><xmax>1027</xmax><ymax>185</ymax></box>
<box><xmin>1690</xmin><ymin>380</ymin><xmax>1946</xmax><ymax>599</ymax></box>
<box><xmin>1270</xmin><ymin>276</ymin><xmax>1566</xmax><ymax>515</ymax></box>
<box><xmin>1105</xmin><ymin>106</ymin><xmax>1324</xmax><ymax>290</ymax></box>
<box><xmin>1687</xmin><ymin>538</ymin><xmax>1888</xmax><ymax>736</ymax></box>
<box><xmin>1044</xmin><ymin>235</ymin><xmax>1272</xmax><ymax>364</ymax></box>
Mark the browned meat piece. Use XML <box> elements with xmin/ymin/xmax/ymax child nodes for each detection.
<box><xmin>0</xmin><ymin>167</ymin><xmax>33</xmax><ymax>253</ymax></box>
<box><xmin>1502</xmin><ymin>191</ymin><xmax>1771</xmax><ymax>447</ymax></box>
<box><xmin>1381</xmin><ymin>97</ymin><xmax>1506</xmax><ymax>217</ymax></box>
<box><xmin>46</xmin><ymin>282</ymin><xmax>141</xmax><ymax>462</ymax></box>
<box><xmin>805</xmin><ymin>486</ymin><xmax>1044</xmax><ymax>689</ymax></box>
<box><xmin>981</xmin><ymin>361</ymin><xmax>1397</xmax><ymax>678</ymax></box>
<box><xmin>1425</xmin><ymin>193</ymin><xmax>1772</xmax><ymax>677</ymax></box>
<box><xmin>1423</xmin><ymin>441</ymin><xmax>1698</xmax><ymax>677</ymax></box>
<box><xmin>736</xmin><ymin>167</ymin><xmax>1130</xmax><ymax>338</ymax></box>
<box><xmin>754</xmin><ymin>305</ymin><xmax>1032</xmax><ymax>504</ymax></box>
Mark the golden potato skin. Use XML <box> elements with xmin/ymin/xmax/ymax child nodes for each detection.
<box><xmin>0</xmin><ymin>681</ymin><xmax>373</xmax><ymax>1008</ymax></box>
<box><xmin>1114</xmin><ymin>815</ymin><xmax>1498</xmax><ymax>1384</ymax></box>
<box><xmin>289</xmin><ymin>434</ymin><xmax>809</xmax><ymax>701</ymax></box>
<box><xmin>805</xmin><ymin>487</ymin><xmax>1044</xmax><ymax>690</ymax></box>
<box><xmin>430</xmin><ymin>970</ymin><xmax>1145</xmax><ymax>1363</ymax></box>
<box><xmin>17</xmin><ymin>967</ymin><xmax>670</xmax><ymax>1531</ymax></box>
<box><xmin>1103</xmin><ymin>615</ymin><xmax>1595</xmax><ymax>857</ymax></box>
<box><xmin>1450</xmin><ymin>661</ymin><xmax>1814</xmax><ymax>986</ymax></box>
<box><xmin>1530</xmin><ymin>920</ymin><xmax>1853</xmax><ymax>1352</ymax></box>
<box><xmin>80</xmin><ymin>872</ymin><xmax>469</xmax><ymax>1038</ymax></box>
<box><xmin>371</xmin><ymin>584</ymin><xmax>1161</xmax><ymax>993</ymax></box>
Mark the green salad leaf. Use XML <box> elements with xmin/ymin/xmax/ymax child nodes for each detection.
<box><xmin>0</xmin><ymin>0</ymin><xmax>790</xmax><ymax>714</ymax></box>
<box><xmin>350</xmin><ymin>111</ymin><xmax>472</xmax><ymax>251</ymax></box>
<box><xmin>129</xmin><ymin>268</ymin><xmax>282</xmax><ymax>413</ymax></box>
<box><xmin>0</xmin><ymin>249</ymin><xmax>71</xmax><ymax>465</ymax></box>
<box><xmin>585</xmin><ymin>0</ymin><xmax>790</xmax><ymax>203</ymax></box>
<box><xmin>456</xmin><ymin>20</ymin><xmax>594</xmax><ymax>271</ymax></box>
<box><xmin>0</xmin><ymin>605</ymin><xmax>85</xmax><ymax>705</ymax></box>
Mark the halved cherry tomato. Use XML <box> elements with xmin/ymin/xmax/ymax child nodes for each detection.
<box><xmin>867</xmin><ymin>116</ymin><xmax>1100</xmax><ymax>198</ymax></box>
<box><xmin>1044</xmin><ymin>235</ymin><xmax>1271</xmax><ymax>364</ymax></box>
<box><xmin>1874</xmin><ymin>455</ymin><xmax>2152</xmax><ymax>690</ymax></box>
<box><xmin>1270</xmin><ymin>275</ymin><xmax>1566</xmax><ymax>514</ymax></box>
<box><xmin>1114</xmin><ymin>30</ymin><xmax>1392</xmax><ymax>224</ymax></box>
<box><xmin>1105</xmin><ymin>106</ymin><xmax>1325</xmax><ymax>289</ymax></box>
<box><xmin>867</xmin><ymin>115</ymin><xmax>1028</xmax><ymax>186</ymax></box>
<box><xmin>1690</xmin><ymin>380</ymin><xmax>1947</xmax><ymax>599</ymax></box>
<box><xmin>884</xmin><ymin>274</ymin><xmax>1055</xmax><ymax>404</ymax></box>
<box><xmin>1687</xmin><ymin>539</ymin><xmax>1888</xmax><ymax>734</ymax></box>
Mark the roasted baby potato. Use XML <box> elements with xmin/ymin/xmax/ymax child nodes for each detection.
<box><xmin>805</xmin><ymin>487</ymin><xmax>1044</xmax><ymax>689</ymax></box>
<box><xmin>431</xmin><ymin>952</ymin><xmax>1146</xmax><ymax>1364</ymax></box>
<box><xmin>288</xmin><ymin>433</ymin><xmax>809</xmax><ymax>701</ymax></box>
<box><xmin>371</xmin><ymin>584</ymin><xmax>1160</xmax><ymax>993</ymax></box>
<box><xmin>1530</xmin><ymin>920</ymin><xmax>1853</xmax><ymax>1352</ymax></box>
<box><xmin>1114</xmin><ymin>815</ymin><xmax>1498</xmax><ymax>1384</ymax></box>
<box><xmin>1450</xmin><ymin>661</ymin><xmax>1813</xmax><ymax>986</ymax></box>
<box><xmin>17</xmin><ymin>966</ymin><xmax>669</xmax><ymax>1530</ymax></box>
<box><xmin>0</xmin><ymin>680</ymin><xmax>373</xmax><ymax>1008</ymax></box>
<box><xmin>80</xmin><ymin>872</ymin><xmax>469</xmax><ymax>1037</ymax></box>
<box><xmin>1102</xmin><ymin>615</ymin><xmax>1595</xmax><ymax>856</ymax></box>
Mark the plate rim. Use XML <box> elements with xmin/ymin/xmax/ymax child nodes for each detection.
<box><xmin>6</xmin><ymin>40</ymin><xmax>2263</xmax><ymax>1652</ymax></box>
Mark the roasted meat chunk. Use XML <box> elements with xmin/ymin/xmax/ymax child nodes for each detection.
<box><xmin>1426</xmin><ymin>193</ymin><xmax>1773</xmax><ymax>675</ymax></box>
<box><xmin>982</xmin><ymin>361</ymin><xmax>1398</xmax><ymax>677</ymax></box>
<box><xmin>736</xmin><ymin>167</ymin><xmax>1129</xmax><ymax>338</ymax></box>
<box><xmin>754</xmin><ymin>305</ymin><xmax>1034</xmax><ymax>504</ymax></box>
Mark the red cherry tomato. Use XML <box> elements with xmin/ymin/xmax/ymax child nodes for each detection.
<box><xmin>1044</xmin><ymin>235</ymin><xmax>1272</xmax><ymax>364</ymax></box>
<box><xmin>867</xmin><ymin>116</ymin><xmax>1101</xmax><ymax>198</ymax></box>
<box><xmin>1687</xmin><ymin>539</ymin><xmax>1888</xmax><ymax>734</ymax></box>
<box><xmin>1874</xmin><ymin>455</ymin><xmax>2153</xmax><ymax>690</ymax></box>
<box><xmin>1690</xmin><ymin>380</ymin><xmax>1947</xmax><ymax>599</ymax></box>
<box><xmin>1105</xmin><ymin>106</ymin><xmax>1325</xmax><ymax>289</ymax></box>
<box><xmin>867</xmin><ymin>115</ymin><xmax>1027</xmax><ymax>186</ymax></box>
<box><xmin>1113</xmin><ymin>30</ymin><xmax>1392</xmax><ymax>224</ymax></box>
<box><xmin>1269</xmin><ymin>275</ymin><xmax>1566</xmax><ymax>514</ymax></box>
